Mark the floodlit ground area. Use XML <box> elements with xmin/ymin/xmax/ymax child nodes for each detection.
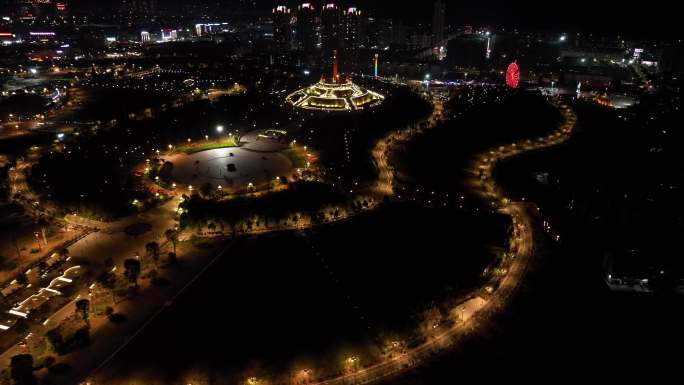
<box><xmin>165</xmin><ymin>147</ymin><xmax>294</xmax><ymax>191</ymax></box>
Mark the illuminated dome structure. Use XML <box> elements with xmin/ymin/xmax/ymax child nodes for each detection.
<box><xmin>286</xmin><ymin>51</ymin><xmax>385</xmax><ymax>111</ymax></box>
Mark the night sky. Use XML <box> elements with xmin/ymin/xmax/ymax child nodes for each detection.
<box><xmin>346</xmin><ymin>0</ymin><xmax>676</xmax><ymax>38</ymax></box>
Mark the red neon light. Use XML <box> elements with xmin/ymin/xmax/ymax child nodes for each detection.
<box><xmin>506</xmin><ymin>62</ymin><xmax>520</xmax><ymax>88</ymax></box>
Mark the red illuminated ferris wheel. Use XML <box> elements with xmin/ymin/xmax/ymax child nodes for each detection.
<box><xmin>506</xmin><ymin>61</ymin><xmax>520</xmax><ymax>88</ymax></box>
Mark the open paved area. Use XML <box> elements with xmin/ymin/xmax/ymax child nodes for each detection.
<box><xmin>165</xmin><ymin>147</ymin><xmax>293</xmax><ymax>191</ymax></box>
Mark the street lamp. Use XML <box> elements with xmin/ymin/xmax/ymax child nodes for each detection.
<box><xmin>216</xmin><ymin>125</ymin><xmax>224</xmax><ymax>133</ymax></box>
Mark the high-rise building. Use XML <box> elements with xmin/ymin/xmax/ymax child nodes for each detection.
<box><xmin>195</xmin><ymin>24</ymin><xmax>220</xmax><ymax>37</ymax></box>
<box><xmin>432</xmin><ymin>0</ymin><xmax>446</xmax><ymax>47</ymax></box>
<box><xmin>161</xmin><ymin>28</ymin><xmax>177</xmax><ymax>41</ymax></box>
<box><xmin>343</xmin><ymin>7</ymin><xmax>362</xmax><ymax>53</ymax></box>
<box><xmin>296</xmin><ymin>3</ymin><xmax>316</xmax><ymax>53</ymax></box>
<box><xmin>272</xmin><ymin>5</ymin><xmax>293</xmax><ymax>52</ymax></box>
<box><xmin>321</xmin><ymin>3</ymin><xmax>342</xmax><ymax>54</ymax></box>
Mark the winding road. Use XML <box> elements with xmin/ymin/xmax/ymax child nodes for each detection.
<box><xmin>303</xmin><ymin>96</ymin><xmax>577</xmax><ymax>385</ymax></box>
<box><xmin>0</xmin><ymin>86</ymin><xmax>576</xmax><ymax>385</ymax></box>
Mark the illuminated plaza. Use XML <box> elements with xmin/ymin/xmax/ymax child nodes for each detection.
<box><xmin>286</xmin><ymin>51</ymin><xmax>385</xmax><ymax>111</ymax></box>
<box><xmin>164</xmin><ymin>146</ymin><xmax>294</xmax><ymax>192</ymax></box>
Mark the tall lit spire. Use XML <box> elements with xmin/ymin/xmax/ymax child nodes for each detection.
<box><xmin>374</xmin><ymin>53</ymin><xmax>379</xmax><ymax>78</ymax></box>
<box><xmin>332</xmin><ymin>50</ymin><xmax>339</xmax><ymax>83</ymax></box>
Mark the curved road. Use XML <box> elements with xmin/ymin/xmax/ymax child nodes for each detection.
<box><xmin>0</xmin><ymin>88</ymin><xmax>576</xmax><ymax>385</ymax></box>
<box><xmin>304</xmin><ymin>97</ymin><xmax>577</xmax><ymax>385</ymax></box>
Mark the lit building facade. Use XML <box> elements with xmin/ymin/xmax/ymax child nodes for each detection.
<box><xmin>272</xmin><ymin>5</ymin><xmax>293</xmax><ymax>52</ymax></box>
<box><xmin>321</xmin><ymin>3</ymin><xmax>342</xmax><ymax>54</ymax></box>
<box><xmin>343</xmin><ymin>7</ymin><xmax>362</xmax><ymax>53</ymax></box>
<box><xmin>296</xmin><ymin>3</ymin><xmax>317</xmax><ymax>53</ymax></box>
<box><xmin>286</xmin><ymin>50</ymin><xmax>384</xmax><ymax>111</ymax></box>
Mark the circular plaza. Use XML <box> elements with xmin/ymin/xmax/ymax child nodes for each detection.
<box><xmin>165</xmin><ymin>147</ymin><xmax>294</xmax><ymax>192</ymax></box>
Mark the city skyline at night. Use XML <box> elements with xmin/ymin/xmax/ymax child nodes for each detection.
<box><xmin>0</xmin><ymin>1</ymin><xmax>682</xmax><ymax>384</ymax></box>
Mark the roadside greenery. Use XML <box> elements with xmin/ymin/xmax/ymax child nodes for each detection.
<box><xmin>179</xmin><ymin>181</ymin><xmax>348</xmax><ymax>230</ymax></box>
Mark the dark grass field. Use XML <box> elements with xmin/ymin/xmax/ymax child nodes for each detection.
<box><xmin>97</xmin><ymin>202</ymin><xmax>507</xmax><ymax>384</ymax></box>
<box><xmin>396</xmin><ymin>89</ymin><xmax>562</xmax><ymax>201</ymax></box>
<box><xmin>387</xmin><ymin>94</ymin><xmax>684</xmax><ymax>383</ymax></box>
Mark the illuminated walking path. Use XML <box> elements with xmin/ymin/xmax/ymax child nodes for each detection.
<box><xmin>87</xmin><ymin>93</ymin><xmax>575</xmax><ymax>385</ymax></box>
<box><xmin>302</xmin><ymin>98</ymin><xmax>577</xmax><ymax>385</ymax></box>
<box><xmin>0</xmin><ymin>87</ymin><xmax>575</xmax><ymax>385</ymax></box>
